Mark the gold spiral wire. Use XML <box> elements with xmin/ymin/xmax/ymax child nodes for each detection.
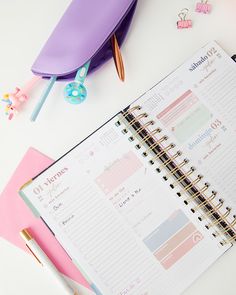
<box><xmin>180</xmin><ymin>175</ymin><xmax>203</xmax><ymax>194</ymax></box>
<box><xmin>136</xmin><ymin>128</ymin><xmax>162</xmax><ymax>146</ymax></box>
<box><xmin>150</xmin><ymin>144</ymin><xmax>175</xmax><ymax>162</ymax></box>
<box><xmin>118</xmin><ymin>106</ymin><xmax>236</xmax><ymax>244</ymax></box>
<box><xmin>129</xmin><ymin>113</ymin><xmax>148</xmax><ymax>125</ymax></box>
<box><xmin>135</xmin><ymin>121</ymin><xmax>154</xmax><ymax>133</ymax></box>
<box><xmin>192</xmin><ymin>191</ymin><xmax>217</xmax><ymax>211</ymax></box>
<box><xmin>213</xmin><ymin>215</ymin><xmax>236</xmax><ymax>238</ymax></box>
<box><xmin>220</xmin><ymin>233</ymin><xmax>236</xmax><ymax>245</ymax></box>
<box><xmin>185</xmin><ymin>183</ymin><xmax>209</xmax><ymax>202</ymax></box>
<box><xmin>144</xmin><ymin>136</ymin><xmax>168</xmax><ymax>153</ymax></box>
<box><xmin>207</xmin><ymin>208</ymin><xmax>231</xmax><ymax>228</ymax></box>
<box><xmin>199</xmin><ymin>199</ymin><xmax>224</xmax><ymax>220</ymax></box>
<box><xmin>122</xmin><ymin>106</ymin><xmax>141</xmax><ymax>118</ymax></box>
<box><xmin>222</xmin><ymin>216</ymin><xmax>236</xmax><ymax>233</ymax></box>
<box><xmin>158</xmin><ymin>151</ymin><xmax>182</xmax><ymax>170</ymax></box>
<box><xmin>164</xmin><ymin>159</ymin><xmax>189</xmax><ymax>179</ymax></box>
<box><xmin>171</xmin><ymin>167</ymin><xmax>195</xmax><ymax>186</ymax></box>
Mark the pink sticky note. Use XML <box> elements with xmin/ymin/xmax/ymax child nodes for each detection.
<box><xmin>0</xmin><ymin>147</ymin><xmax>89</xmax><ymax>289</ymax></box>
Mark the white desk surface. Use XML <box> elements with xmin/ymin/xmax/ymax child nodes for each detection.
<box><xmin>0</xmin><ymin>0</ymin><xmax>235</xmax><ymax>294</ymax></box>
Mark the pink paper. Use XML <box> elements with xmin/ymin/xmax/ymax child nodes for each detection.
<box><xmin>0</xmin><ymin>147</ymin><xmax>89</xmax><ymax>289</ymax></box>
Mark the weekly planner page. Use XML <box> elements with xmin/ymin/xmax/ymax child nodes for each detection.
<box><xmin>20</xmin><ymin>113</ymin><xmax>228</xmax><ymax>295</ymax></box>
<box><xmin>132</xmin><ymin>41</ymin><xmax>236</xmax><ymax>222</ymax></box>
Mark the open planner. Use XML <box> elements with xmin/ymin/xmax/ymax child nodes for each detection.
<box><xmin>20</xmin><ymin>41</ymin><xmax>236</xmax><ymax>295</ymax></box>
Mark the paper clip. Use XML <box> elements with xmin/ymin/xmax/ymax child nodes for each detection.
<box><xmin>177</xmin><ymin>9</ymin><xmax>192</xmax><ymax>29</ymax></box>
<box><xmin>2</xmin><ymin>76</ymin><xmax>41</xmax><ymax>120</ymax></box>
<box><xmin>64</xmin><ymin>61</ymin><xmax>91</xmax><ymax>105</ymax></box>
<box><xmin>196</xmin><ymin>0</ymin><xmax>212</xmax><ymax>14</ymax></box>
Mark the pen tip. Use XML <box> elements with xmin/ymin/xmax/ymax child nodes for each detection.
<box><xmin>119</xmin><ymin>72</ymin><xmax>125</xmax><ymax>82</ymax></box>
<box><xmin>118</xmin><ymin>64</ymin><xmax>125</xmax><ymax>82</ymax></box>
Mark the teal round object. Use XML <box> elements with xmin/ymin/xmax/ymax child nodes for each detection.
<box><xmin>64</xmin><ymin>82</ymin><xmax>87</xmax><ymax>104</ymax></box>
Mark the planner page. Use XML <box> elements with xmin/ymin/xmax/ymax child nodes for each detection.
<box><xmin>21</xmin><ymin>115</ymin><xmax>228</xmax><ymax>295</ymax></box>
<box><xmin>131</xmin><ymin>41</ymin><xmax>236</xmax><ymax>219</ymax></box>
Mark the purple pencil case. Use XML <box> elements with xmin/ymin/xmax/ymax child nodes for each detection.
<box><xmin>32</xmin><ymin>0</ymin><xmax>138</xmax><ymax>80</ymax></box>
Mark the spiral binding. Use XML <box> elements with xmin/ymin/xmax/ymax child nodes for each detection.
<box><xmin>116</xmin><ymin>105</ymin><xmax>236</xmax><ymax>245</ymax></box>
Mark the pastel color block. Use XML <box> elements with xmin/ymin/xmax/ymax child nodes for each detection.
<box><xmin>154</xmin><ymin>222</ymin><xmax>196</xmax><ymax>261</ymax></box>
<box><xmin>95</xmin><ymin>151</ymin><xmax>143</xmax><ymax>194</ymax></box>
<box><xmin>160</xmin><ymin>231</ymin><xmax>204</xmax><ymax>269</ymax></box>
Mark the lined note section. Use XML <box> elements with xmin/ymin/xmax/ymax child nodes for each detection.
<box><xmin>199</xmin><ymin>64</ymin><xmax>236</xmax><ymax>129</ymax></box>
<box><xmin>50</xmin><ymin>183</ymin><xmax>160</xmax><ymax>294</ymax></box>
<box><xmin>143</xmin><ymin>210</ymin><xmax>203</xmax><ymax>269</ymax></box>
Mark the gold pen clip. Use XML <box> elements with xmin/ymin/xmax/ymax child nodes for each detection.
<box><xmin>20</xmin><ymin>229</ymin><xmax>42</xmax><ymax>265</ymax></box>
<box><xmin>26</xmin><ymin>244</ymin><xmax>42</xmax><ymax>265</ymax></box>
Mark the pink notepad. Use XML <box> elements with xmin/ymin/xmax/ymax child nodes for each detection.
<box><xmin>0</xmin><ymin>147</ymin><xmax>89</xmax><ymax>289</ymax></box>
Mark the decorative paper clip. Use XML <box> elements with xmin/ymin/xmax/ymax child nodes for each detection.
<box><xmin>195</xmin><ymin>0</ymin><xmax>212</xmax><ymax>14</ymax></box>
<box><xmin>177</xmin><ymin>9</ymin><xmax>192</xmax><ymax>29</ymax></box>
<box><xmin>64</xmin><ymin>61</ymin><xmax>91</xmax><ymax>105</ymax></box>
<box><xmin>2</xmin><ymin>76</ymin><xmax>41</xmax><ymax>120</ymax></box>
